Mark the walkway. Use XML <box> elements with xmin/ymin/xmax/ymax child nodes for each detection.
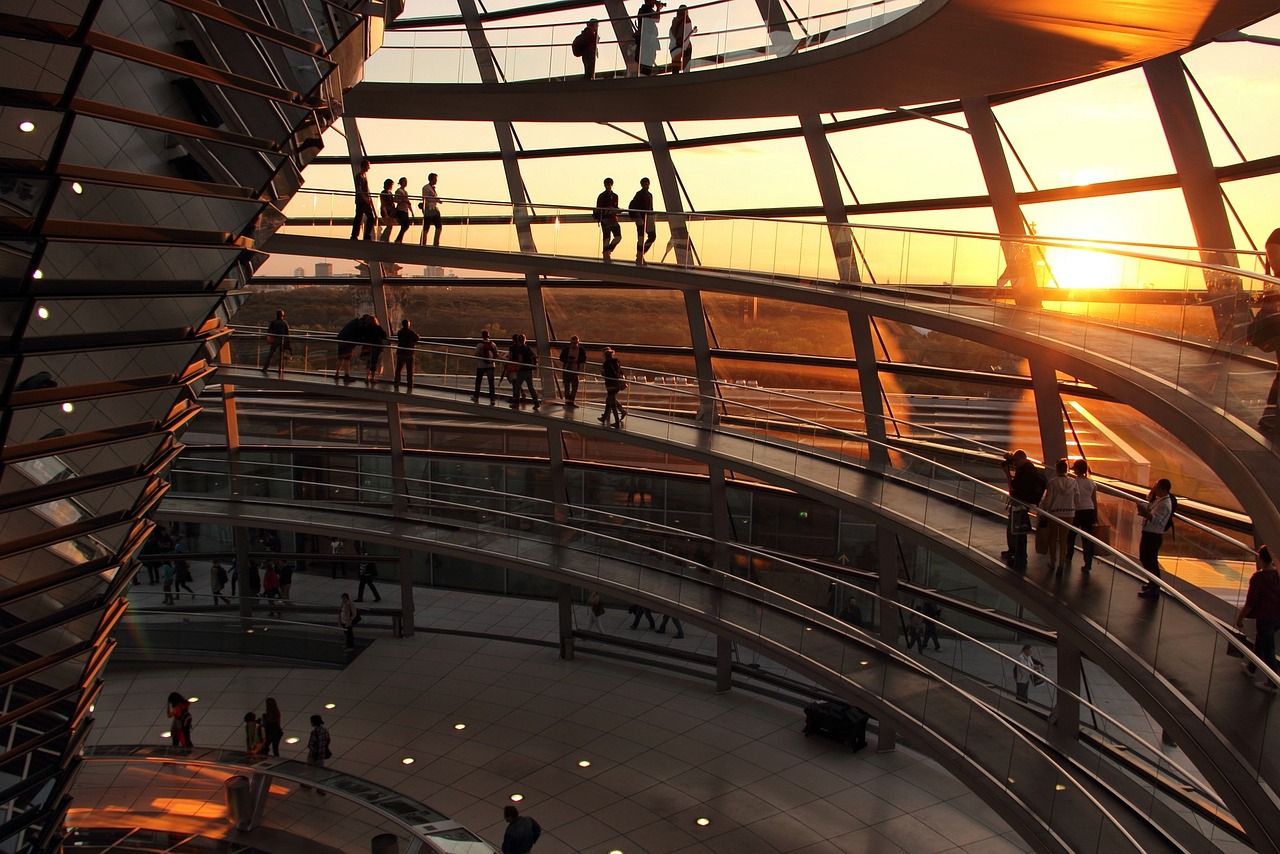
<box><xmin>350</xmin><ymin>0</ymin><xmax>1280</xmax><ymax>121</ymax></box>
<box><xmin>262</xmin><ymin>233</ymin><xmax>1280</xmax><ymax>566</ymax></box>
<box><xmin>159</xmin><ymin>492</ymin><xmax>1190</xmax><ymax>853</ymax></box>
<box><xmin>87</xmin><ymin>588</ymin><xmax>1034</xmax><ymax>854</ymax></box>
<box><xmin>203</xmin><ymin>358</ymin><xmax>1280</xmax><ymax>850</ymax></box>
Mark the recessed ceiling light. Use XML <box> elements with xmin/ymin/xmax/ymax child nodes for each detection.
<box><xmin>285</xmin><ymin>737</ymin><xmax>299</xmax><ymax>744</ymax></box>
<box><xmin>402</xmin><ymin>757</ymin><xmax>415</xmax><ymax>765</ymax></box>
<box><xmin>19</xmin><ymin>120</ymin><xmax>35</xmax><ymax>133</ymax></box>
<box><xmin>510</xmin><ymin>793</ymin><xmax>523</xmax><ymax>802</ymax></box>
<box><xmin>1054</xmin><ymin>783</ymin><xmax>1066</xmax><ymax>791</ymax></box>
<box><xmin>161</xmin><ymin>731</ymin><xmax>171</xmax><ymax>738</ymax></box>
<box><xmin>695</xmin><ymin>817</ymin><xmax>710</xmax><ymax>827</ymax></box>
<box><xmin>454</xmin><ymin>723</ymin><xmax>466</xmax><ymax>730</ymax></box>
<box><xmin>32</xmin><ymin>269</ymin><xmax>42</xmax><ymax>279</ymax></box>
<box><xmin>61</xmin><ymin>402</ymin><xmax>74</xmax><ymax>413</ymax></box>
<box><xmin>71</xmin><ymin>182</ymin><xmax>83</xmax><ymax>194</ymax></box>
<box><xmin>324</xmin><ymin>703</ymin><xmax>336</xmax><ymax>709</ymax></box>
<box><xmin>36</xmin><ymin>305</ymin><xmax>49</xmax><ymax>319</ymax></box>
<box><xmin>577</xmin><ymin>760</ymin><xmax>591</xmax><ymax>768</ymax></box>
<box><xmin>187</xmin><ymin>697</ymin><xmax>198</xmax><ymax>703</ymax></box>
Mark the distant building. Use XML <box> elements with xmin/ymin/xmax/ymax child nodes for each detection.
<box><xmin>424</xmin><ymin>265</ymin><xmax>444</xmax><ymax>277</ymax></box>
<box><xmin>293</xmin><ymin>266</ymin><xmax>305</xmax><ymax>277</ymax></box>
<box><xmin>316</xmin><ymin>262</ymin><xmax>334</xmax><ymax>277</ymax></box>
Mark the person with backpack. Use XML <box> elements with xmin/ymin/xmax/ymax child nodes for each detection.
<box><xmin>1136</xmin><ymin>478</ymin><xmax>1175</xmax><ymax>599</ymax></box>
<box><xmin>262</xmin><ymin>309</ymin><xmax>290</xmax><ymax>377</ymax></box>
<box><xmin>210</xmin><ymin>559</ymin><xmax>231</xmax><ymax>604</ymax></box>
<box><xmin>508</xmin><ymin>332</ymin><xmax>541</xmax><ymax>409</ymax></box>
<box><xmin>572</xmin><ymin>19</ymin><xmax>599</xmax><ymax>80</ymax></box>
<box><xmin>472</xmin><ymin>330</ymin><xmax>500</xmax><ymax>403</ymax></box>
<box><xmin>1001</xmin><ymin>449</ymin><xmax>1046</xmax><ymax>571</ymax></box>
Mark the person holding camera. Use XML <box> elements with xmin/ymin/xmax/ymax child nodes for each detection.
<box><xmin>635</xmin><ymin>0</ymin><xmax>664</xmax><ymax>75</ymax></box>
<box><xmin>1001</xmin><ymin>449</ymin><xmax>1046</xmax><ymax>571</ymax></box>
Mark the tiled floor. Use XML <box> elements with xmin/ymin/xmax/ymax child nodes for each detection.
<box><xmin>84</xmin><ymin>578</ymin><xmax>1035</xmax><ymax>853</ymax></box>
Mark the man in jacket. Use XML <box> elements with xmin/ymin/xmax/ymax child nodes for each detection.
<box><xmin>1237</xmin><ymin>545</ymin><xmax>1280</xmax><ymax>691</ymax></box>
<box><xmin>558</xmin><ymin>335</ymin><xmax>588</xmax><ymax>405</ymax></box>
<box><xmin>501</xmin><ymin>805</ymin><xmax>541</xmax><ymax>853</ymax></box>
<box><xmin>628</xmin><ymin>177</ymin><xmax>656</xmax><ymax>265</ymax></box>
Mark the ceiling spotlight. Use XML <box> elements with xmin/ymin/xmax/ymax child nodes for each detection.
<box><xmin>509</xmin><ymin>793</ymin><xmax>523</xmax><ymax>802</ymax></box>
<box><xmin>285</xmin><ymin>737</ymin><xmax>299</xmax><ymax>744</ymax></box>
<box><xmin>71</xmin><ymin>182</ymin><xmax>83</xmax><ymax>194</ymax></box>
<box><xmin>324</xmin><ymin>703</ymin><xmax>336</xmax><ymax>709</ymax></box>
<box><xmin>187</xmin><ymin>697</ymin><xmax>198</xmax><ymax>703</ymax></box>
<box><xmin>36</xmin><ymin>305</ymin><xmax>49</xmax><ymax>319</ymax></box>
<box><xmin>695</xmin><ymin>817</ymin><xmax>711</xmax><ymax>827</ymax></box>
<box><xmin>453</xmin><ymin>723</ymin><xmax>466</xmax><ymax>730</ymax></box>
<box><xmin>402</xmin><ymin>757</ymin><xmax>415</xmax><ymax>765</ymax></box>
<box><xmin>19</xmin><ymin>120</ymin><xmax>35</xmax><ymax>133</ymax></box>
<box><xmin>577</xmin><ymin>760</ymin><xmax>591</xmax><ymax>768</ymax></box>
<box><xmin>61</xmin><ymin>402</ymin><xmax>74</xmax><ymax>413</ymax></box>
<box><xmin>161</xmin><ymin>731</ymin><xmax>171</xmax><ymax>739</ymax></box>
<box><xmin>32</xmin><ymin>269</ymin><xmax>42</xmax><ymax>280</ymax></box>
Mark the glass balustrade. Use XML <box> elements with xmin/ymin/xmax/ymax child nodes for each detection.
<box><xmin>173</xmin><ymin>448</ymin><xmax>1266</xmax><ymax>712</ymax></box>
<box><xmin>372</xmin><ymin>0</ymin><xmax>923</xmax><ymax>84</ymax></box>
<box><xmin>160</xmin><ymin>461</ymin><xmax>1247</xmax><ymax>847</ymax></box>
<box><xmin>269</xmin><ymin>189</ymin><xmax>1278</xmax><ymax>482</ymax></box>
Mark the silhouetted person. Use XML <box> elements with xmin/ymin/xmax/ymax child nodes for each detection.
<box><xmin>351</xmin><ymin>158</ymin><xmax>375</xmax><ymax>240</ymax></box>
<box><xmin>629</xmin><ymin>177</ymin><xmax>656</xmax><ymax>265</ymax></box>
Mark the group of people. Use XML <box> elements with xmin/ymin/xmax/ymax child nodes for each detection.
<box><xmin>466</xmin><ymin>329</ymin><xmax>629</xmax><ymax>421</ymax></box>
<box><xmin>351</xmin><ymin>159</ymin><xmax>442</xmax><ymax>247</ymax></box>
<box><xmin>573</xmin><ymin>2</ymin><xmax>696</xmax><ymax>80</ymax></box>
<box><xmin>333</xmin><ymin>313</ymin><xmax>421</xmax><ymax>391</ymax></box>
<box><xmin>593</xmin><ymin>176</ymin><xmax>657</xmax><ymax>265</ymax></box>
<box><xmin>1001</xmin><ymin>450</ymin><xmax>1175</xmax><ymax>599</ymax></box>
<box><xmin>243</xmin><ymin>697</ymin><xmax>285</xmax><ymax>756</ymax></box>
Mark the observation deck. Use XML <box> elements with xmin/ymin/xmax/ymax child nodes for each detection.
<box><xmin>350</xmin><ymin>0</ymin><xmax>1280</xmax><ymax>120</ymax></box>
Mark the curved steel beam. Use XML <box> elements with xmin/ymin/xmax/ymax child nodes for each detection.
<box><xmin>162</xmin><ymin>494</ymin><xmax>1162</xmax><ymax>854</ymax></box>
<box><xmin>213</xmin><ymin>360</ymin><xmax>1279</xmax><ymax>850</ymax></box>
<box><xmin>346</xmin><ymin>0</ymin><xmax>1280</xmax><ymax>121</ymax></box>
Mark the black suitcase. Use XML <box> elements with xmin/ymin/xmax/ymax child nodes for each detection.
<box><xmin>803</xmin><ymin>701</ymin><xmax>869</xmax><ymax>751</ymax></box>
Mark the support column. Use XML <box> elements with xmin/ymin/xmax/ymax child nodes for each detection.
<box><xmin>684</xmin><ymin>290</ymin><xmax>716</xmax><ymax>425</ymax></box>
<box><xmin>602</xmin><ymin>0</ymin><xmax>636</xmax><ymax>74</ymax></box>
<box><xmin>801</xmin><ymin>114</ymin><xmax>860</xmax><ymax>283</ymax></box>
<box><xmin>963</xmin><ymin>97</ymin><xmax>1066</xmax><ymax>460</ymax></box>
<box><xmin>875</xmin><ymin>527</ymin><xmax>899</xmax><ymax>751</ymax></box>
<box><xmin>1144</xmin><ymin>54</ymin><xmax>1248</xmax><ymax>341</ymax></box>
<box><xmin>753</xmin><ymin>0</ymin><xmax>796</xmax><ymax>55</ymax></box>
<box><xmin>644</xmin><ymin>121</ymin><xmax>693</xmax><ymax>266</ymax></box>
<box><xmin>219</xmin><ymin>339</ymin><xmax>242</xmax><ymax>498</ymax></box>
<box><xmin>1050</xmin><ymin>639</ymin><xmax>1082</xmax><ymax>737</ymax></box>
<box><xmin>849</xmin><ymin>311</ymin><xmax>887</xmax><ymax>464</ymax></box>
<box><xmin>233</xmin><ymin>527</ymin><xmax>253</xmax><ymax>619</ymax></box>
<box><xmin>558</xmin><ymin>583</ymin><xmax>575</xmax><ymax>660</ymax></box>
<box><xmin>715</xmin><ymin>636</ymin><xmax>733</xmax><ymax>694</ymax></box>
<box><xmin>1030</xmin><ymin>360</ymin><xmax>1067</xmax><ymax>469</ymax></box>
<box><xmin>960</xmin><ymin>97</ymin><xmax>1040</xmax><ymax>309</ymax></box>
<box><xmin>710</xmin><ymin>467</ymin><xmax>734</xmax><ymax>693</ymax></box>
<box><xmin>459</xmin><ymin>0</ymin><xmax>562</xmax><ymax>529</ymax></box>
